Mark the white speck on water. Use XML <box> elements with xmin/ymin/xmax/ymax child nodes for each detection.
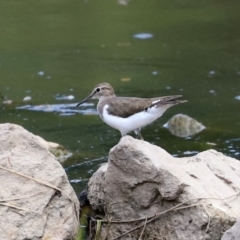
<box><xmin>47</xmin><ymin>76</ymin><xmax>51</xmax><ymax>79</ymax></box>
<box><xmin>37</xmin><ymin>71</ymin><xmax>44</xmax><ymax>76</ymax></box>
<box><xmin>183</xmin><ymin>151</ymin><xmax>199</xmax><ymax>155</ymax></box>
<box><xmin>59</xmin><ymin>113</ymin><xmax>75</xmax><ymax>116</ymax></box>
<box><xmin>209</xmin><ymin>90</ymin><xmax>215</xmax><ymax>94</ymax></box>
<box><xmin>70</xmin><ymin>179</ymin><xmax>82</xmax><ymax>183</ymax></box>
<box><xmin>163</xmin><ymin>123</ymin><xmax>168</xmax><ymax>128</ymax></box>
<box><xmin>207</xmin><ymin>142</ymin><xmax>216</xmax><ymax>146</ymax></box>
<box><xmin>133</xmin><ymin>33</ymin><xmax>153</xmax><ymax>39</ymax></box>
<box><xmin>208</xmin><ymin>70</ymin><xmax>216</xmax><ymax>75</ymax></box>
<box><xmin>3</xmin><ymin>100</ymin><xmax>13</xmax><ymax>104</ymax></box>
<box><xmin>118</xmin><ymin>0</ymin><xmax>130</xmax><ymax>6</ymax></box>
<box><xmin>55</xmin><ymin>95</ymin><xmax>75</xmax><ymax>100</ymax></box>
<box><xmin>23</xmin><ymin>96</ymin><xmax>32</xmax><ymax>101</ymax></box>
<box><xmin>152</xmin><ymin>71</ymin><xmax>158</xmax><ymax>75</ymax></box>
<box><xmin>166</xmin><ymin>86</ymin><xmax>171</xmax><ymax>90</ymax></box>
<box><xmin>235</xmin><ymin>95</ymin><xmax>240</xmax><ymax>100</ymax></box>
<box><xmin>69</xmin><ymin>88</ymin><xmax>74</xmax><ymax>92</ymax></box>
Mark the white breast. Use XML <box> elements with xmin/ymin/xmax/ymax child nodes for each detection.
<box><xmin>100</xmin><ymin>104</ymin><xmax>168</xmax><ymax>135</ymax></box>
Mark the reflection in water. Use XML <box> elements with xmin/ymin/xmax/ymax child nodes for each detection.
<box><xmin>223</xmin><ymin>138</ymin><xmax>240</xmax><ymax>158</ymax></box>
<box><xmin>65</xmin><ymin>156</ymin><xmax>108</xmax><ymax>188</ymax></box>
<box><xmin>16</xmin><ymin>103</ymin><xmax>97</xmax><ymax>115</ymax></box>
<box><xmin>164</xmin><ymin>114</ymin><xmax>206</xmax><ymax>138</ymax></box>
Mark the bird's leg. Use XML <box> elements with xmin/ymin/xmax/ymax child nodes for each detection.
<box><xmin>134</xmin><ymin>129</ymin><xmax>144</xmax><ymax>140</ymax></box>
<box><xmin>121</xmin><ymin>132</ymin><xmax>126</xmax><ymax>137</ymax></box>
<box><xmin>138</xmin><ymin>132</ymin><xmax>144</xmax><ymax>140</ymax></box>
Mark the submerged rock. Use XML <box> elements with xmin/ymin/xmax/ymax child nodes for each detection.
<box><xmin>88</xmin><ymin>136</ymin><xmax>240</xmax><ymax>240</ymax></box>
<box><xmin>163</xmin><ymin>113</ymin><xmax>206</xmax><ymax>137</ymax></box>
<box><xmin>0</xmin><ymin>123</ymin><xmax>79</xmax><ymax>240</ymax></box>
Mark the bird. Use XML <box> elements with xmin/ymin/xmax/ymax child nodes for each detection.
<box><xmin>76</xmin><ymin>82</ymin><xmax>187</xmax><ymax>139</ymax></box>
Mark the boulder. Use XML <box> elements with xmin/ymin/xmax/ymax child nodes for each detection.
<box><xmin>88</xmin><ymin>136</ymin><xmax>240</xmax><ymax>240</ymax></box>
<box><xmin>0</xmin><ymin>123</ymin><xmax>79</xmax><ymax>240</ymax></box>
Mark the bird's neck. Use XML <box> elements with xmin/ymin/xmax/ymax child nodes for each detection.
<box><xmin>98</xmin><ymin>94</ymin><xmax>116</xmax><ymax>103</ymax></box>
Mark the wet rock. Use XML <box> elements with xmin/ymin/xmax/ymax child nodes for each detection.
<box><xmin>88</xmin><ymin>136</ymin><xmax>240</xmax><ymax>240</ymax></box>
<box><xmin>78</xmin><ymin>188</ymin><xmax>90</xmax><ymax>208</ymax></box>
<box><xmin>0</xmin><ymin>123</ymin><xmax>79</xmax><ymax>240</ymax></box>
<box><xmin>163</xmin><ymin>113</ymin><xmax>206</xmax><ymax>137</ymax></box>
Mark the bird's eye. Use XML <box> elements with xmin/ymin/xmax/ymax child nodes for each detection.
<box><xmin>96</xmin><ymin>88</ymin><xmax>100</xmax><ymax>92</ymax></box>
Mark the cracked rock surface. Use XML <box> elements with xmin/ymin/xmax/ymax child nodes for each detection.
<box><xmin>88</xmin><ymin>136</ymin><xmax>240</xmax><ymax>240</ymax></box>
<box><xmin>0</xmin><ymin>123</ymin><xmax>79</xmax><ymax>240</ymax></box>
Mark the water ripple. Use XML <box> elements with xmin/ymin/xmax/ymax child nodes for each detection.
<box><xmin>16</xmin><ymin>103</ymin><xmax>97</xmax><ymax>115</ymax></box>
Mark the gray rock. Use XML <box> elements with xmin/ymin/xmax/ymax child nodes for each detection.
<box><xmin>0</xmin><ymin>123</ymin><xmax>79</xmax><ymax>240</ymax></box>
<box><xmin>88</xmin><ymin>136</ymin><xmax>240</xmax><ymax>240</ymax></box>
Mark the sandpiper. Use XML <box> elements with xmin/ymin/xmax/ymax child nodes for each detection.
<box><xmin>77</xmin><ymin>82</ymin><xmax>187</xmax><ymax>139</ymax></box>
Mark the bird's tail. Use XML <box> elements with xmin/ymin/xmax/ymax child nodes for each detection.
<box><xmin>150</xmin><ymin>96</ymin><xmax>188</xmax><ymax>108</ymax></box>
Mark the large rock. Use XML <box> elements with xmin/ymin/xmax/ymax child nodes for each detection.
<box><xmin>0</xmin><ymin>123</ymin><xmax>79</xmax><ymax>240</ymax></box>
<box><xmin>88</xmin><ymin>136</ymin><xmax>240</xmax><ymax>240</ymax></box>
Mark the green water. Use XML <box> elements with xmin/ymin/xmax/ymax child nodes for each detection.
<box><xmin>1</xmin><ymin>0</ymin><xmax>240</xmax><ymax>194</ymax></box>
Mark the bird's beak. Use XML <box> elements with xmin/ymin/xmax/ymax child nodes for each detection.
<box><xmin>76</xmin><ymin>92</ymin><xmax>94</xmax><ymax>107</ymax></box>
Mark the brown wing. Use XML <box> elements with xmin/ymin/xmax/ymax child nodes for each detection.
<box><xmin>100</xmin><ymin>97</ymin><xmax>152</xmax><ymax>118</ymax></box>
<box><xmin>100</xmin><ymin>95</ymin><xmax>186</xmax><ymax>118</ymax></box>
